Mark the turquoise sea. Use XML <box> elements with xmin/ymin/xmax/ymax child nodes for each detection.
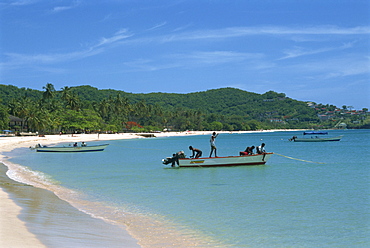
<box><xmin>5</xmin><ymin>129</ymin><xmax>370</xmax><ymax>247</ymax></box>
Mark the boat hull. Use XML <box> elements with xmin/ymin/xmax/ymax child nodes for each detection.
<box><xmin>177</xmin><ymin>153</ymin><xmax>273</xmax><ymax>167</ymax></box>
<box><xmin>293</xmin><ymin>136</ymin><xmax>342</xmax><ymax>142</ymax></box>
<box><xmin>36</xmin><ymin>144</ymin><xmax>109</xmax><ymax>152</ymax></box>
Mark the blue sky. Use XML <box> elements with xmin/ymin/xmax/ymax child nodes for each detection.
<box><xmin>1</xmin><ymin>0</ymin><xmax>369</xmax><ymax>109</ymax></box>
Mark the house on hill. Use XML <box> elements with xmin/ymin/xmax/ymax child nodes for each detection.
<box><xmin>8</xmin><ymin>115</ymin><xmax>28</xmax><ymax>132</ymax></box>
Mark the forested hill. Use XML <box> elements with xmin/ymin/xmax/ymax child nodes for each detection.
<box><xmin>1</xmin><ymin>84</ymin><xmax>368</xmax><ymax>131</ymax></box>
<box><xmin>0</xmin><ymin>84</ymin><xmax>312</xmax><ymax>117</ymax></box>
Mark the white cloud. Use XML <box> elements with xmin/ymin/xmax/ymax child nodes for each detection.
<box><xmin>123</xmin><ymin>51</ymin><xmax>264</xmax><ymax>72</ymax></box>
<box><xmin>94</xmin><ymin>29</ymin><xmax>133</xmax><ymax>48</ymax></box>
<box><xmin>171</xmin><ymin>51</ymin><xmax>263</xmax><ymax>66</ymax></box>
<box><xmin>279</xmin><ymin>54</ymin><xmax>370</xmax><ymax>80</ymax></box>
<box><xmin>158</xmin><ymin>25</ymin><xmax>370</xmax><ymax>43</ymax></box>
<box><xmin>51</xmin><ymin>0</ymin><xmax>81</xmax><ymax>13</ymax></box>
<box><xmin>1</xmin><ymin>28</ymin><xmax>133</xmax><ymax>69</ymax></box>
<box><xmin>278</xmin><ymin>42</ymin><xmax>354</xmax><ymax>60</ymax></box>
<box><xmin>10</xmin><ymin>0</ymin><xmax>37</xmax><ymax>6</ymax></box>
<box><xmin>147</xmin><ymin>22</ymin><xmax>167</xmax><ymax>31</ymax></box>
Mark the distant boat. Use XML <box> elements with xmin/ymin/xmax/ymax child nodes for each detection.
<box><xmin>36</xmin><ymin>144</ymin><xmax>109</xmax><ymax>152</ymax></box>
<box><xmin>163</xmin><ymin>153</ymin><xmax>273</xmax><ymax>168</ymax></box>
<box><xmin>0</xmin><ymin>130</ymin><xmax>15</xmax><ymax>137</ymax></box>
<box><xmin>19</xmin><ymin>132</ymin><xmax>37</xmax><ymax>136</ymax></box>
<box><xmin>289</xmin><ymin>131</ymin><xmax>342</xmax><ymax>142</ymax></box>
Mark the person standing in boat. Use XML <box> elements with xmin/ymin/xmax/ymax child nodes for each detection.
<box><xmin>189</xmin><ymin>146</ymin><xmax>202</xmax><ymax>158</ymax></box>
<box><xmin>209</xmin><ymin>132</ymin><xmax>219</xmax><ymax>157</ymax></box>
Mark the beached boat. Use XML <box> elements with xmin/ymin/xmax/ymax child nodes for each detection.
<box><xmin>289</xmin><ymin>131</ymin><xmax>342</xmax><ymax>142</ymax></box>
<box><xmin>163</xmin><ymin>153</ymin><xmax>273</xmax><ymax>168</ymax></box>
<box><xmin>0</xmin><ymin>130</ymin><xmax>15</xmax><ymax>137</ymax></box>
<box><xmin>36</xmin><ymin>144</ymin><xmax>109</xmax><ymax>152</ymax></box>
<box><xmin>19</xmin><ymin>132</ymin><xmax>38</xmax><ymax>136</ymax></box>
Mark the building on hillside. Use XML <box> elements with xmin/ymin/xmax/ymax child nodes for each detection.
<box><xmin>8</xmin><ymin>115</ymin><xmax>28</xmax><ymax>132</ymax></box>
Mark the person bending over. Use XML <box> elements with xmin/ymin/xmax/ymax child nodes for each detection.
<box><xmin>189</xmin><ymin>146</ymin><xmax>202</xmax><ymax>158</ymax></box>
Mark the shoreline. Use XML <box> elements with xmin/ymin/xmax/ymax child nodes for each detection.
<box><xmin>0</xmin><ymin>130</ymin><xmax>299</xmax><ymax>247</ymax></box>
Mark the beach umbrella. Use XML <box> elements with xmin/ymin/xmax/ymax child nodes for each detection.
<box><xmin>2</xmin><ymin>130</ymin><xmax>13</xmax><ymax>132</ymax></box>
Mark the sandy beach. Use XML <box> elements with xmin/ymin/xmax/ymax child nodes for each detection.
<box><xmin>0</xmin><ymin>133</ymin><xmax>138</xmax><ymax>247</ymax></box>
<box><xmin>0</xmin><ymin>130</ymin><xmax>294</xmax><ymax>247</ymax></box>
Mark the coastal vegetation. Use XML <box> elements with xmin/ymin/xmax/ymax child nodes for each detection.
<box><xmin>0</xmin><ymin>84</ymin><xmax>368</xmax><ymax>133</ymax></box>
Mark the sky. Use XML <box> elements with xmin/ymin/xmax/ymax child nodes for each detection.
<box><xmin>1</xmin><ymin>0</ymin><xmax>369</xmax><ymax>110</ymax></box>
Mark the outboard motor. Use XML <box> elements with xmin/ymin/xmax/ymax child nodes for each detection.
<box><xmin>162</xmin><ymin>151</ymin><xmax>185</xmax><ymax>166</ymax></box>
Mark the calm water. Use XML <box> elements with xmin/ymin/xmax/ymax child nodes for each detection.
<box><xmin>6</xmin><ymin>130</ymin><xmax>370</xmax><ymax>247</ymax></box>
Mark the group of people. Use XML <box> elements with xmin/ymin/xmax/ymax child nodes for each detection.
<box><xmin>72</xmin><ymin>142</ymin><xmax>87</xmax><ymax>147</ymax></box>
<box><xmin>165</xmin><ymin>132</ymin><xmax>268</xmax><ymax>167</ymax></box>
<box><xmin>239</xmin><ymin>143</ymin><xmax>266</xmax><ymax>156</ymax></box>
<box><xmin>165</xmin><ymin>132</ymin><xmax>219</xmax><ymax>167</ymax></box>
<box><xmin>190</xmin><ymin>133</ymin><xmax>267</xmax><ymax>159</ymax></box>
<box><xmin>189</xmin><ymin>132</ymin><xmax>219</xmax><ymax>159</ymax></box>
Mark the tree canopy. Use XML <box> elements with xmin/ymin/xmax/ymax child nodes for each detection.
<box><xmin>0</xmin><ymin>84</ymin><xmax>368</xmax><ymax>133</ymax></box>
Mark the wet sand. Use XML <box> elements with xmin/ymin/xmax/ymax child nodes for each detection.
<box><xmin>0</xmin><ymin>163</ymin><xmax>141</xmax><ymax>248</ymax></box>
<box><xmin>0</xmin><ymin>182</ymin><xmax>46</xmax><ymax>248</ymax></box>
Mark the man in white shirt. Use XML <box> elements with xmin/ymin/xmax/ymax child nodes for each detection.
<box><xmin>209</xmin><ymin>132</ymin><xmax>219</xmax><ymax>157</ymax></box>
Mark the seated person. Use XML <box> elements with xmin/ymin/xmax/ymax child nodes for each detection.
<box><xmin>246</xmin><ymin>146</ymin><xmax>255</xmax><ymax>155</ymax></box>
<box><xmin>240</xmin><ymin>146</ymin><xmax>255</xmax><ymax>156</ymax></box>
<box><xmin>256</xmin><ymin>143</ymin><xmax>267</xmax><ymax>161</ymax></box>
<box><xmin>256</xmin><ymin>143</ymin><xmax>266</xmax><ymax>154</ymax></box>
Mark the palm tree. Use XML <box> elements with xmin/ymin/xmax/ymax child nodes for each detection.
<box><xmin>68</xmin><ymin>93</ymin><xmax>81</xmax><ymax>111</ymax></box>
<box><xmin>97</xmin><ymin>99</ymin><xmax>110</xmax><ymax>121</ymax></box>
<box><xmin>27</xmin><ymin>107</ymin><xmax>47</xmax><ymax>133</ymax></box>
<box><xmin>61</xmin><ymin>86</ymin><xmax>72</xmax><ymax>102</ymax></box>
<box><xmin>43</xmin><ymin>83</ymin><xmax>56</xmax><ymax>100</ymax></box>
<box><xmin>12</xmin><ymin>96</ymin><xmax>33</xmax><ymax>132</ymax></box>
<box><xmin>61</xmin><ymin>87</ymin><xmax>81</xmax><ymax>111</ymax></box>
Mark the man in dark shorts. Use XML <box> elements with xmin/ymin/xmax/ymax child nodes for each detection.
<box><xmin>189</xmin><ymin>146</ymin><xmax>202</xmax><ymax>158</ymax></box>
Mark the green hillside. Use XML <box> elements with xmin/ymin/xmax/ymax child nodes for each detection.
<box><xmin>0</xmin><ymin>84</ymin><xmax>368</xmax><ymax>133</ymax></box>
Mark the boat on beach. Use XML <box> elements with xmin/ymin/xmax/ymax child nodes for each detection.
<box><xmin>0</xmin><ymin>130</ymin><xmax>15</xmax><ymax>137</ymax></box>
<box><xmin>289</xmin><ymin>131</ymin><xmax>343</xmax><ymax>142</ymax></box>
<box><xmin>163</xmin><ymin>153</ymin><xmax>273</xmax><ymax>168</ymax></box>
<box><xmin>35</xmin><ymin>144</ymin><xmax>109</xmax><ymax>152</ymax></box>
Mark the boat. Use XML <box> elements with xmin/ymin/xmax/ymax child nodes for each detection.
<box><xmin>289</xmin><ymin>131</ymin><xmax>342</xmax><ymax>142</ymax></box>
<box><xmin>0</xmin><ymin>130</ymin><xmax>15</xmax><ymax>137</ymax></box>
<box><xmin>36</xmin><ymin>144</ymin><xmax>109</xmax><ymax>152</ymax></box>
<box><xmin>19</xmin><ymin>132</ymin><xmax>37</xmax><ymax>136</ymax></box>
<box><xmin>163</xmin><ymin>153</ymin><xmax>273</xmax><ymax>168</ymax></box>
